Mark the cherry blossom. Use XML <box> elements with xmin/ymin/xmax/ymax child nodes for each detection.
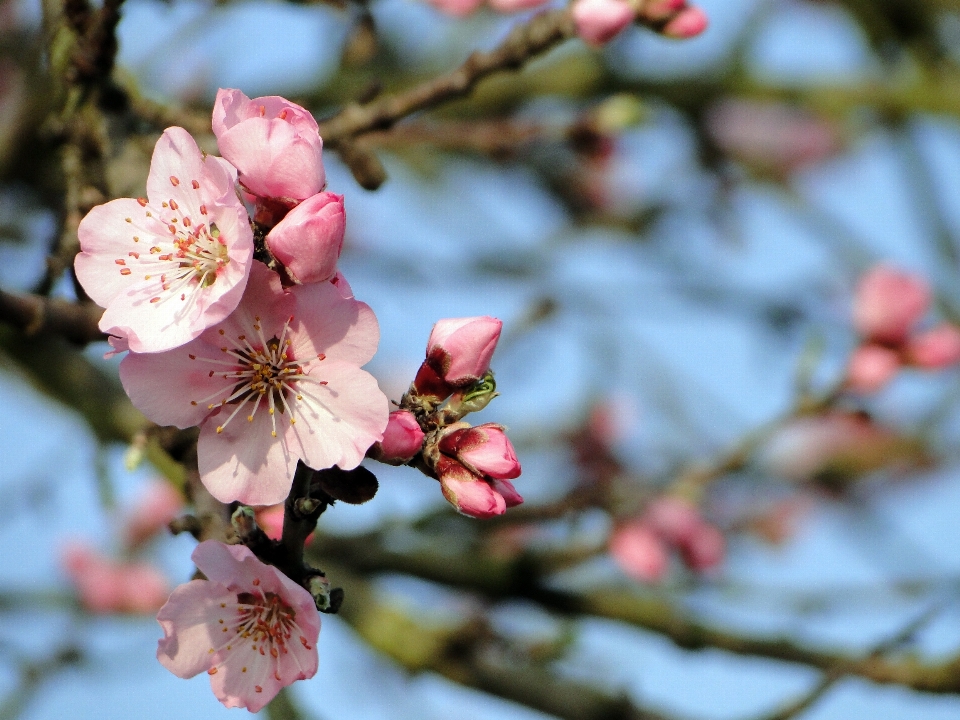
<box><xmin>212</xmin><ymin>89</ymin><xmax>325</xmax><ymax>203</ymax></box>
<box><xmin>62</xmin><ymin>543</ymin><xmax>170</xmax><ymax>614</ymax></box>
<box><xmin>119</xmin><ymin>261</ymin><xmax>389</xmax><ymax>506</ymax></box>
<box><xmin>572</xmin><ymin>0</ymin><xmax>635</xmax><ymax>47</ymax></box>
<box><xmin>156</xmin><ymin>540</ymin><xmax>320</xmax><ymax>713</ymax></box>
<box><xmin>425</xmin><ymin>316</ymin><xmax>502</xmax><ymax>387</ymax></box>
<box><xmin>74</xmin><ymin>127</ymin><xmax>254</xmax><ymax>353</ymax></box>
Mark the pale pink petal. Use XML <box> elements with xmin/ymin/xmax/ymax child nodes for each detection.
<box><xmin>157</xmin><ymin>579</ymin><xmax>239</xmax><ymax>678</ymax></box>
<box><xmin>197</xmin><ymin>407</ymin><xmax>299</xmax><ymax>505</ymax></box>
<box><xmin>119</xmin><ymin>339</ymin><xmax>229</xmax><ymax>428</ymax></box>
<box><xmin>145</xmin><ymin>127</ymin><xmax>237</xmax><ymax>212</ymax></box>
<box><xmin>74</xmin><ymin>199</ymin><xmax>153</xmax><ymax>306</ymax></box>
<box><xmin>661</xmin><ymin>6</ymin><xmax>708</xmax><ymax>38</ymax></box>
<box><xmin>288</xmin><ymin>279</ymin><xmax>380</xmax><ymax>366</ymax></box>
<box><xmin>643</xmin><ymin>496</ymin><xmax>702</xmax><ymax>546</ymax></box>
<box><xmin>426</xmin><ymin>316</ymin><xmax>502</xmax><ymax>386</ymax></box>
<box><xmin>284</xmin><ymin>360</ymin><xmax>389</xmax><ymax>472</ymax></box>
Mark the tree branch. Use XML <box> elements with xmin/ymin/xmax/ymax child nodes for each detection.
<box><xmin>0</xmin><ymin>287</ymin><xmax>104</xmax><ymax>344</ymax></box>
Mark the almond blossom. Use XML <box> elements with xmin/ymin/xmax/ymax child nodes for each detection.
<box><xmin>157</xmin><ymin>540</ymin><xmax>320</xmax><ymax>712</ymax></box>
<box><xmin>119</xmin><ymin>261</ymin><xmax>389</xmax><ymax>506</ymax></box>
<box><xmin>74</xmin><ymin>127</ymin><xmax>254</xmax><ymax>353</ymax></box>
<box><xmin>212</xmin><ymin>89</ymin><xmax>325</xmax><ymax>203</ymax></box>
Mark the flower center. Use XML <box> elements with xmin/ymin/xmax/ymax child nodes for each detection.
<box><xmin>115</xmin><ymin>178</ymin><xmax>231</xmax><ymax>310</ymax></box>
<box><xmin>188</xmin><ymin>315</ymin><xmax>329</xmax><ymax>438</ymax></box>
<box><xmin>234</xmin><ymin>591</ymin><xmax>297</xmax><ymax>653</ymax></box>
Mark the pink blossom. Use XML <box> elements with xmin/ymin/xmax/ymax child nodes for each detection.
<box><xmin>572</xmin><ymin>0</ymin><xmax>634</xmax><ymax>46</ymax></box>
<box><xmin>62</xmin><ymin>543</ymin><xmax>170</xmax><ymax>614</ymax></box>
<box><xmin>660</xmin><ymin>6</ymin><xmax>708</xmax><ymax>38</ymax></box>
<box><xmin>907</xmin><ymin>323</ymin><xmax>960</xmax><ymax>369</ymax></box>
<box><xmin>119</xmin><ymin>261</ymin><xmax>389</xmax><ymax>506</ymax></box>
<box><xmin>609</xmin><ymin>522</ymin><xmax>668</xmax><ymax>582</ymax></box>
<box><xmin>254</xmin><ymin>504</ymin><xmax>286</xmax><ymax>540</ymax></box>
<box><xmin>677</xmin><ymin>522</ymin><xmax>725</xmax><ymax>571</ymax></box>
<box><xmin>845</xmin><ymin>343</ymin><xmax>901</xmax><ymax>393</ymax></box>
<box><xmin>705</xmin><ymin>100</ymin><xmax>840</xmax><ymax>173</ymax></box>
<box><xmin>369</xmin><ymin>410</ymin><xmax>425</xmax><ymax>465</ymax></box>
<box><xmin>853</xmin><ymin>265</ymin><xmax>930</xmax><ymax>344</ymax></box>
<box><xmin>74</xmin><ymin>127</ymin><xmax>254</xmax><ymax>353</ymax></box>
<box><xmin>212</xmin><ymin>89</ymin><xmax>325</xmax><ymax>202</ymax></box>
<box><xmin>156</xmin><ymin>541</ymin><xmax>320</xmax><ymax>713</ymax></box>
<box><xmin>121</xmin><ymin>479</ymin><xmax>184</xmax><ymax>549</ymax></box>
<box><xmin>438</xmin><ymin>422</ymin><xmax>521</xmax><ymax>480</ymax></box>
<box><xmin>759</xmin><ymin>411</ymin><xmax>903</xmax><ymax>483</ymax></box>
<box><xmin>266</xmin><ymin>192</ymin><xmax>345</xmax><ymax>285</ymax></box>
<box><xmin>425</xmin><ymin>316</ymin><xmax>502</xmax><ymax>387</ymax></box>
<box><xmin>436</xmin><ymin>455</ymin><xmax>522</xmax><ymax>519</ymax></box>
<box><xmin>643</xmin><ymin>496</ymin><xmax>702</xmax><ymax>546</ymax></box>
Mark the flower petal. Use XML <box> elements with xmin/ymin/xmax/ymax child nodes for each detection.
<box><xmin>156</xmin><ymin>579</ymin><xmax>238</xmax><ymax>679</ymax></box>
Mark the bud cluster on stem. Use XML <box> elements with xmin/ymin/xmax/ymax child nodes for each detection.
<box><xmin>368</xmin><ymin>316</ymin><xmax>524</xmax><ymax>518</ymax></box>
<box><xmin>845</xmin><ymin>264</ymin><xmax>960</xmax><ymax>393</ymax></box>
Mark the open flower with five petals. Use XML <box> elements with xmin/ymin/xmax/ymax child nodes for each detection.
<box><xmin>74</xmin><ymin>127</ymin><xmax>254</xmax><ymax>352</ymax></box>
<box><xmin>119</xmin><ymin>261</ymin><xmax>389</xmax><ymax>505</ymax></box>
<box><xmin>157</xmin><ymin>540</ymin><xmax>320</xmax><ymax>712</ymax></box>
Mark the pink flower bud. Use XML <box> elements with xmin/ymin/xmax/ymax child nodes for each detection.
<box><xmin>906</xmin><ymin>323</ymin><xmax>960</xmax><ymax>369</ymax></box>
<box><xmin>845</xmin><ymin>343</ymin><xmax>901</xmax><ymax>393</ymax></box>
<box><xmin>426</xmin><ymin>316</ymin><xmax>502</xmax><ymax>387</ymax></box>
<box><xmin>572</xmin><ymin>0</ymin><xmax>635</xmax><ymax>46</ymax></box>
<box><xmin>609</xmin><ymin>521</ymin><xmax>669</xmax><ymax>582</ymax></box>
<box><xmin>121</xmin><ymin>480</ymin><xmax>184</xmax><ymax>549</ymax></box>
<box><xmin>678</xmin><ymin>522</ymin><xmax>725</xmax><ymax>572</ymax></box>
<box><xmin>438</xmin><ymin>422</ymin><xmax>521</xmax><ymax>480</ymax></box>
<box><xmin>265</xmin><ymin>192</ymin><xmax>345</xmax><ymax>284</ymax></box>
<box><xmin>212</xmin><ymin>88</ymin><xmax>325</xmax><ymax>202</ymax></box>
<box><xmin>660</xmin><ymin>6</ymin><xmax>708</xmax><ymax>38</ymax></box>
<box><xmin>643</xmin><ymin>496</ymin><xmax>702</xmax><ymax>546</ymax></box>
<box><xmin>853</xmin><ymin>265</ymin><xmax>930</xmax><ymax>344</ymax></box>
<box><xmin>370</xmin><ymin>410</ymin><xmax>425</xmax><ymax>465</ymax></box>
<box><xmin>436</xmin><ymin>456</ymin><xmax>509</xmax><ymax>519</ymax></box>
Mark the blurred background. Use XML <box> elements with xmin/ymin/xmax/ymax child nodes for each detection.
<box><xmin>2</xmin><ymin>0</ymin><xmax>960</xmax><ymax>717</ymax></box>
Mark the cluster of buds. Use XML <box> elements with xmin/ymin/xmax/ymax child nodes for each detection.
<box><xmin>609</xmin><ymin>496</ymin><xmax>724</xmax><ymax>582</ymax></box>
<box><xmin>846</xmin><ymin>265</ymin><xmax>960</xmax><ymax>393</ymax></box>
<box><xmin>369</xmin><ymin>317</ymin><xmax>523</xmax><ymax>518</ymax></box>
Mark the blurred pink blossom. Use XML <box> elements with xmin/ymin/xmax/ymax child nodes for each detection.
<box><xmin>609</xmin><ymin>521</ymin><xmax>668</xmax><ymax>582</ymax></box>
<box><xmin>121</xmin><ymin>480</ymin><xmax>184</xmax><ymax>549</ymax></box>
<box><xmin>62</xmin><ymin>543</ymin><xmax>170</xmax><ymax>614</ymax></box>
<box><xmin>845</xmin><ymin>343</ymin><xmax>901</xmax><ymax>394</ymax></box>
<box><xmin>906</xmin><ymin>323</ymin><xmax>960</xmax><ymax>369</ymax></box>
<box><xmin>157</xmin><ymin>541</ymin><xmax>320</xmax><ymax>712</ymax></box>
<box><xmin>705</xmin><ymin>100</ymin><xmax>840</xmax><ymax>173</ymax></box>
<box><xmin>853</xmin><ymin>265</ymin><xmax>930</xmax><ymax>345</ymax></box>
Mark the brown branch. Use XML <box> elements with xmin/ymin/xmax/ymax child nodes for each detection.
<box><xmin>317</xmin><ymin>9</ymin><xmax>578</xmax><ymax>145</ymax></box>
<box><xmin>312</xmin><ymin>532</ymin><xmax>960</xmax><ymax>695</ymax></box>
<box><xmin>329</xmin><ymin>562</ymin><xmax>691</xmax><ymax>720</ymax></box>
<box><xmin>0</xmin><ymin>287</ymin><xmax>104</xmax><ymax>344</ymax></box>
